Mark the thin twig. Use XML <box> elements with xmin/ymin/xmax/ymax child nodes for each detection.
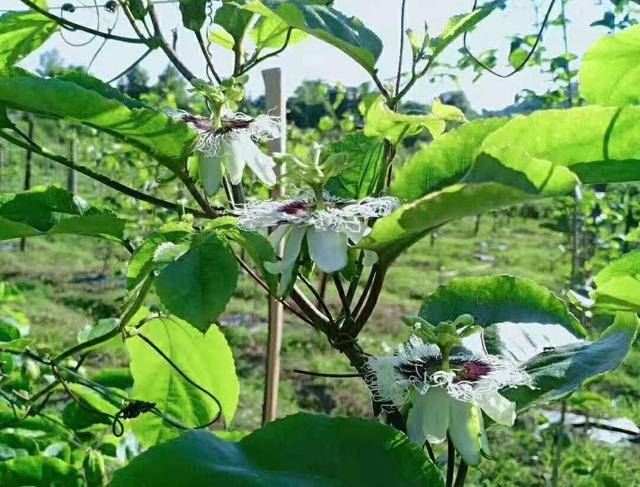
<box><xmin>0</xmin><ymin>130</ymin><xmax>221</xmax><ymax>219</ymax></box>
<box><xmin>195</xmin><ymin>31</ymin><xmax>222</xmax><ymax>84</ymax></box>
<box><xmin>107</xmin><ymin>48</ymin><xmax>154</xmax><ymax>83</ymax></box>
<box><xmin>19</xmin><ymin>0</ymin><xmax>147</xmax><ymax>44</ymax></box>
<box><xmin>240</xmin><ymin>28</ymin><xmax>293</xmax><ymax>75</ymax></box>
<box><xmin>454</xmin><ymin>460</ymin><xmax>469</xmax><ymax>487</ymax></box>
<box><xmin>394</xmin><ymin>0</ymin><xmax>408</xmax><ymax>99</ymax></box>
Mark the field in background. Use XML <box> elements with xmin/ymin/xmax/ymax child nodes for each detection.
<box><xmin>2</xmin><ymin>203</ymin><xmax>639</xmax><ymax>485</ymax></box>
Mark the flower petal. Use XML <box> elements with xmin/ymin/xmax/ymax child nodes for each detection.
<box><xmin>245</xmin><ymin>143</ymin><xmax>277</xmax><ymax>186</ymax></box>
<box><xmin>199</xmin><ymin>155</ymin><xmax>223</xmax><ymax>196</ymax></box>
<box><xmin>223</xmin><ymin>138</ymin><xmax>247</xmax><ymax>185</ymax></box>
<box><xmin>307</xmin><ymin>228</ymin><xmax>348</xmax><ymax>273</ymax></box>
<box><xmin>448</xmin><ymin>399</ymin><xmax>484</xmax><ymax>466</ymax></box>
<box><xmin>478</xmin><ymin>392</ymin><xmax>516</xmax><ymax>426</ymax></box>
<box><xmin>265</xmin><ymin>225</ymin><xmax>306</xmax><ymax>296</ymax></box>
<box><xmin>408</xmin><ymin>387</ymin><xmax>450</xmax><ymax>446</ymax></box>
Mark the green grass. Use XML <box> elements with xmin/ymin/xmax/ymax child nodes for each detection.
<box><xmin>1</xmin><ymin>212</ymin><xmax>639</xmax><ymax>486</ymax></box>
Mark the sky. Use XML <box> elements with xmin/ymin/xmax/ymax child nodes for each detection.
<box><xmin>4</xmin><ymin>0</ymin><xmax>619</xmax><ymax>111</ymax></box>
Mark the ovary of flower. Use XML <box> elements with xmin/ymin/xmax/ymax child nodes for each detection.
<box><xmin>180</xmin><ymin>112</ymin><xmax>280</xmax><ymax>187</ymax></box>
<box><xmin>236</xmin><ymin>194</ymin><xmax>399</xmax><ymax>293</ymax></box>
<box><xmin>366</xmin><ymin>335</ymin><xmax>535</xmax><ymax>466</ymax></box>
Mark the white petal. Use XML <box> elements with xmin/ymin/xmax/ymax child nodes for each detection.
<box><xmin>362</xmin><ymin>250</ymin><xmax>379</xmax><ymax>267</ymax></box>
<box><xmin>307</xmin><ymin>228</ymin><xmax>348</xmax><ymax>273</ymax></box>
<box><xmin>245</xmin><ymin>142</ymin><xmax>276</xmax><ymax>186</ymax></box>
<box><xmin>267</xmin><ymin>224</ymin><xmax>290</xmax><ymax>252</ymax></box>
<box><xmin>479</xmin><ymin>392</ymin><xmax>516</xmax><ymax>426</ymax></box>
<box><xmin>408</xmin><ymin>387</ymin><xmax>450</xmax><ymax>446</ymax></box>
<box><xmin>199</xmin><ymin>155</ymin><xmax>223</xmax><ymax>196</ymax></box>
<box><xmin>222</xmin><ymin>139</ymin><xmax>246</xmax><ymax>185</ymax></box>
<box><xmin>265</xmin><ymin>226</ymin><xmax>306</xmax><ymax>296</ymax></box>
<box><xmin>448</xmin><ymin>399</ymin><xmax>484</xmax><ymax>467</ymax></box>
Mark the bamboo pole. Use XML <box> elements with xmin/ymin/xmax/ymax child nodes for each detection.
<box><xmin>261</xmin><ymin>67</ymin><xmax>286</xmax><ymax>425</ymax></box>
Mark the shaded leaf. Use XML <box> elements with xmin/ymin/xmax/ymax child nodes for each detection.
<box><xmin>325</xmin><ymin>131</ymin><xmax>385</xmax><ymax>199</ymax></box>
<box><xmin>179</xmin><ymin>0</ymin><xmax>207</xmax><ymax>31</ymax></box>
<box><xmin>0</xmin><ymin>186</ymin><xmax>125</xmax><ymax>243</ymax></box>
<box><xmin>111</xmin><ymin>413</ymin><xmax>443</xmax><ymax>486</ymax></box>
<box><xmin>214</xmin><ymin>3</ymin><xmax>254</xmax><ymax>43</ymax></box>
<box><xmin>155</xmin><ymin>231</ymin><xmax>238</xmax><ymax>332</ymax></box>
<box><xmin>0</xmin><ymin>456</ymin><xmax>82</xmax><ymax>487</ymax></box>
<box><xmin>238</xmin><ymin>0</ymin><xmax>382</xmax><ymax>73</ymax></box>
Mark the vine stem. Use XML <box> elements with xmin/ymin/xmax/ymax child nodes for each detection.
<box><xmin>454</xmin><ymin>460</ymin><xmax>469</xmax><ymax>487</ymax></box>
<box><xmin>195</xmin><ymin>30</ymin><xmax>222</xmax><ymax>84</ymax></box>
<box><xmin>394</xmin><ymin>0</ymin><xmax>408</xmax><ymax>101</ymax></box>
<box><xmin>446</xmin><ymin>438</ymin><xmax>456</xmax><ymax>487</ymax></box>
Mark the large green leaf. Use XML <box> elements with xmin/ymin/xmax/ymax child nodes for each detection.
<box><xmin>0</xmin><ymin>186</ymin><xmax>125</xmax><ymax>243</ymax></box>
<box><xmin>250</xmin><ymin>15</ymin><xmax>307</xmax><ymax>49</ymax></box>
<box><xmin>127</xmin><ymin>316</ymin><xmax>239</xmax><ymax>447</ymax></box>
<box><xmin>580</xmin><ymin>25</ymin><xmax>640</xmax><ymax>106</ymax></box>
<box><xmin>430</xmin><ymin>0</ymin><xmax>503</xmax><ymax>60</ymax></box>
<box><xmin>503</xmin><ymin>312</ymin><xmax>638</xmax><ymax>409</ymax></box>
<box><xmin>420</xmin><ymin>275</ymin><xmax>584</xmax><ymax>336</ymax></box>
<box><xmin>111</xmin><ymin>413</ymin><xmax>443</xmax><ymax>486</ymax></box>
<box><xmin>391</xmin><ymin>118</ymin><xmax>507</xmax><ymax>201</ymax></box>
<box><xmin>155</xmin><ymin>231</ymin><xmax>238</xmax><ymax>332</ymax></box>
<box><xmin>238</xmin><ymin>0</ymin><xmax>382</xmax><ymax>73</ymax></box>
<box><xmin>362</xmin><ymin>106</ymin><xmax>640</xmax><ymax>261</ymax></box>
<box><xmin>0</xmin><ymin>456</ymin><xmax>82</xmax><ymax>487</ymax></box>
<box><xmin>592</xmin><ymin>250</ymin><xmax>640</xmax><ymax>314</ymax></box>
<box><xmin>324</xmin><ymin>131</ymin><xmax>385</xmax><ymax>199</ymax></box>
<box><xmin>0</xmin><ymin>71</ymin><xmax>196</xmax><ymax>169</ymax></box>
<box><xmin>472</xmin><ymin>106</ymin><xmax>640</xmax><ymax>185</ymax></box>
<box><xmin>0</xmin><ymin>6</ymin><xmax>58</xmax><ymax>68</ymax></box>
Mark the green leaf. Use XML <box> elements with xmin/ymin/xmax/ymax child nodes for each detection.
<box><xmin>473</xmin><ymin>106</ymin><xmax>640</xmax><ymax>185</ymax></box>
<box><xmin>127</xmin><ymin>316</ymin><xmax>239</xmax><ymax>447</ymax></box>
<box><xmin>391</xmin><ymin>118</ymin><xmax>508</xmax><ymax>201</ymax></box>
<box><xmin>126</xmin><ymin>222</ymin><xmax>193</xmax><ymax>291</ymax></box>
<box><xmin>430</xmin><ymin>0</ymin><xmax>503</xmax><ymax>60</ymax></box>
<box><xmin>0</xmin><ymin>71</ymin><xmax>196</xmax><ymax>169</ymax></box>
<box><xmin>127</xmin><ymin>0</ymin><xmax>147</xmax><ymax>20</ymax></box>
<box><xmin>592</xmin><ymin>250</ymin><xmax>640</xmax><ymax>314</ymax></box>
<box><xmin>0</xmin><ymin>186</ymin><xmax>125</xmax><ymax>243</ymax></box>
<box><xmin>111</xmin><ymin>413</ymin><xmax>444</xmax><ymax>486</ymax></box>
<box><xmin>324</xmin><ymin>131</ymin><xmax>385</xmax><ymax>199</ymax></box>
<box><xmin>580</xmin><ymin>25</ymin><xmax>640</xmax><ymax>106</ymax></box>
<box><xmin>0</xmin><ymin>7</ymin><xmax>58</xmax><ymax>68</ymax></box>
<box><xmin>209</xmin><ymin>29</ymin><xmax>236</xmax><ymax>50</ymax></box>
<box><xmin>363</xmin><ymin>106</ymin><xmax>640</xmax><ymax>261</ymax></box>
<box><xmin>250</xmin><ymin>15</ymin><xmax>307</xmax><ymax>49</ymax></box>
<box><xmin>420</xmin><ymin>275</ymin><xmax>585</xmax><ymax>337</ymax></box>
<box><xmin>238</xmin><ymin>0</ymin><xmax>382</xmax><ymax>73</ymax></box>
<box><xmin>214</xmin><ymin>3</ymin><xmax>255</xmax><ymax>43</ymax></box>
<box><xmin>503</xmin><ymin>312</ymin><xmax>639</xmax><ymax>409</ymax></box>
<box><xmin>179</xmin><ymin>0</ymin><xmax>207</xmax><ymax>31</ymax></box>
<box><xmin>364</xmin><ymin>96</ymin><xmax>449</xmax><ymax>144</ymax></box>
<box><xmin>218</xmin><ymin>225</ymin><xmax>279</xmax><ymax>292</ymax></box>
<box><xmin>0</xmin><ymin>456</ymin><xmax>82</xmax><ymax>487</ymax></box>
<box><xmin>155</xmin><ymin>231</ymin><xmax>238</xmax><ymax>332</ymax></box>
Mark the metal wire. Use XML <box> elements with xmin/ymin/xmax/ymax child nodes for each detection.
<box><xmin>0</xmin><ymin>0</ymin><xmax>178</xmax><ymax>13</ymax></box>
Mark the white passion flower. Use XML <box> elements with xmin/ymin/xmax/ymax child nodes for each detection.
<box><xmin>180</xmin><ymin>111</ymin><xmax>280</xmax><ymax>188</ymax></box>
<box><xmin>236</xmin><ymin>193</ymin><xmax>398</xmax><ymax>293</ymax></box>
<box><xmin>367</xmin><ymin>335</ymin><xmax>535</xmax><ymax>466</ymax></box>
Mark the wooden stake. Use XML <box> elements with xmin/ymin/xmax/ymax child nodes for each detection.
<box><xmin>67</xmin><ymin>136</ymin><xmax>77</xmax><ymax>194</ymax></box>
<box><xmin>20</xmin><ymin>117</ymin><xmax>34</xmax><ymax>252</ymax></box>
<box><xmin>261</xmin><ymin>67</ymin><xmax>286</xmax><ymax>425</ymax></box>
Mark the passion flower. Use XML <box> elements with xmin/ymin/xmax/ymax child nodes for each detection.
<box><xmin>367</xmin><ymin>335</ymin><xmax>535</xmax><ymax>466</ymax></box>
<box><xmin>235</xmin><ymin>193</ymin><xmax>398</xmax><ymax>294</ymax></box>
<box><xmin>180</xmin><ymin>111</ymin><xmax>280</xmax><ymax>187</ymax></box>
